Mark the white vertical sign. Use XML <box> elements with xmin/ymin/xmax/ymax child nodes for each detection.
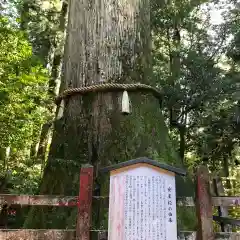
<box><xmin>108</xmin><ymin>164</ymin><xmax>177</xmax><ymax>240</ymax></box>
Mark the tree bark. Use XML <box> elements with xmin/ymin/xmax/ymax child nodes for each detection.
<box><xmin>0</xmin><ymin>147</ymin><xmax>10</xmax><ymax>171</ymax></box>
<box><xmin>48</xmin><ymin>0</ymin><xmax>69</xmax><ymax>96</ymax></box>
<box><xmin>179</xmin><ymin>124</ymin><xmax>186</xmax><ymax>161</ymax></box>
<box><xmin>36</xmin><ymin>122</ymin><xmax>52</xmax><ymax>167</ymax></box>
<box><xmin>0</xmin><ymin>147</ymin><xmax>7</xmax><ymax>170</ymax></box>
<box><xmin>25</xmin><ymin>0</ymin><xmax>181</xmax><ymax>229</ymax></box>
<box><xmin>223</xmin><ymin>145</ymin><xmax>233</xmax><ymax>190</ymax></box>
<box><xmin>19</xmin><ymin>0</ymin><xmax>30</xmax><ymax>32</ymax></box>
<box><xmin>34</xmin><ymin>0</ymin><xmax>69</xmax><ymax>166</ymax></box>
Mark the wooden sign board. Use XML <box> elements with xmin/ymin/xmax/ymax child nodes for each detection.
<box><xmin>102</xmin><ymin>158</ymin><xmax>186</xmax><ymax>240</ymax></box>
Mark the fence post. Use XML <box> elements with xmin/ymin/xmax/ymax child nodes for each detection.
<box><xmin>196</xmin><ymin>165</ymin><xmax>214</xmax><ymax>240</ymax></box>
<box><xmin>98</xmin><ymin>231</ymin><xmax>107</xmax><ymax>240</ymax></box>
<box><xmin>213</xmin><ymin>177</ymin><xmax>232</xmax><ymax>232</ymax></box>
<box><xmin>76</xmin><ymin>164</ymin><xmax>94</xmax><ymax>240</ymax></box>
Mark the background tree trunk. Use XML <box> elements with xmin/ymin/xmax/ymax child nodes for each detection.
<box><xmin>35</xmin><ymin>0</ymin><xmax>69</xmax><ymax>166</ymax></box>
<box><xmin>36</xmin><ymin>122</ymin><xmax>52</xmax><ymax>168</ymax></box>
<box><xmin>24</xmin><ymin>0</ymin><xmax>181</xmax><ymax>229</ymax></box>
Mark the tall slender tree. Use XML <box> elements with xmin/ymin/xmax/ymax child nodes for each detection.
<box><xmin>36</xmin><ymin>0</ymin><xmax>69</xmax><ymax>166</ymax></box>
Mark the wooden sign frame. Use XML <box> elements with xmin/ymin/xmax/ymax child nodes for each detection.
<box><xmin>101</xmin><ymin>157</ymin><xmax>186</xmax><ymax>240</ymax></box>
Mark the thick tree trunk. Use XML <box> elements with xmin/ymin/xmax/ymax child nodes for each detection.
<box><xmin>25</xmin><ymin>0</ymin><xmax>180</xmax><ymax>229</ymax></box>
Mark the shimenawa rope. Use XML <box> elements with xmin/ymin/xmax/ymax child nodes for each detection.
<box><xmin>55</xmin><ymin>83</ymin><xmax>162</xmax><ymax>105</ymax></box>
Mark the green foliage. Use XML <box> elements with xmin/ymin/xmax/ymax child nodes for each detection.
<box><xmin>8</xmin><ymin>162</ymin><xmax>42</xmax><ymax>194</ymax></box>
<box><xmin>16</xmin><ymin>0</ymin><xmax>64</xmax><ymax>65</ymax></box>
<box><xmin>1</xmin><ymin>0</ymin><xmax>240</xmax><ymax>232</ymax></box>
<box><xmin>0</xmin><ymin>15</ymin><xmax>51</xmax><ymax>201</ymax></box>
<box><xmin>226</xmin><ymin>4</ymin><xmax>240</xmax><ymax>62</ymax></box>
<box><xmin>0</xmin><ymin>16</ymin><xmax>51</xmax><ymax>150</ymax></box>
<box><xmin>151</xmin><ymin>0</ymin><xmax>240</xmax><ymax>231</ymax></box>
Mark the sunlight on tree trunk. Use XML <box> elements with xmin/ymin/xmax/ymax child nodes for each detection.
<box><xmin>34</xmin><ymin>0</ymin><xmax>69</xmax><ymax>167</ymax></box>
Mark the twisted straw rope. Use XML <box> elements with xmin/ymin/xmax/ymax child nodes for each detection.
<box><xmin>55</xmin><ymin>83</ymin><xmax>162</xmax><ymax>104</ymax></box>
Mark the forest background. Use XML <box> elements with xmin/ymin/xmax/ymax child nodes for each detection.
<box><xmin>0</xmin><ymin>0</ymin><xmax>240</xmax><ymax>231</ymax></box>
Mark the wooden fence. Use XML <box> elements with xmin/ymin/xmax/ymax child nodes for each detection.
<box><xmin>0</xmin><ymin>165</ymin><xmax>239</xmax><ymax>240</ymax></box>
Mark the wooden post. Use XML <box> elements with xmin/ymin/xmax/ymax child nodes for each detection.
<box><xmin>213</xmin><ymin>177</ymin><xmax>232</xmax><ymax>232</ymax></box>
<box><xmin>76</xmin><ymin>164</ymin><xmax>93</xmax><ymax>240</ymax></box>
<box><xmin>98</xmin><ymin>231</ymin><xmax>107</xmax><ymax>240</ymax></box>
<box><xmin>196</xmin><ymin>166</ymin><xmax>214</xmax><ymax>240</ymax></box>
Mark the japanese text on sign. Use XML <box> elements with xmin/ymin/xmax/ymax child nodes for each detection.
<box><xmin>108</xmin><ymin>165</ymin><xmax>177</xmax><ymax>240</ymax></box>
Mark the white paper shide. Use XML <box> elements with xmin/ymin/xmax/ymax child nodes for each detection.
<box><xmin>108</xmin><ymin>165</ymin><xmax>177</xmax><ymax>240</ymax></box>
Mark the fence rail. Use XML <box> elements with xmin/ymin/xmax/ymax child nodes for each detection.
<box><xmin>1</xmin><ymin>194</ymin><xmax>239</xmax><ymax>207</ymax></box>
<box><xmin>0</xmin><ymin>195</ymin><xmax>78</xmax><ymax>206</ymax></box>
<box><xmin>0</xmin><ymin>230</ymin><xmax>240</xmax><ymax>240</ymax></box>
<box><xmin>0</xmin><ymin>165</ymin><xmax>239</xmax><ymax>240</ymax></box>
